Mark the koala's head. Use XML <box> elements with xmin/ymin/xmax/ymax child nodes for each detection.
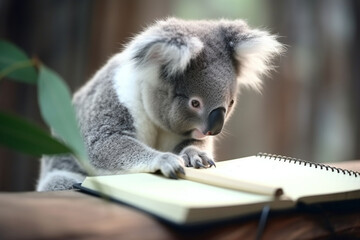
<box><xmin>128</xmin><ymin>18</ymin><xmax>284</xmax><ymax>140</ymax></box>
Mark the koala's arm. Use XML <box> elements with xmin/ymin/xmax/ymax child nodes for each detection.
<box><xmin>73</xmin><ymin>68</ymin><xmax>185</xmax><ymax>178</ymax></box>
<box><xmin>173</xmin><ymin>138</ymin><xmax>216</xmax><ymax>168</ymax></box>
<box><xmin>90</xmin><ymin>133</ymin><xmax>185</xmax><ymax>178</ymax></box>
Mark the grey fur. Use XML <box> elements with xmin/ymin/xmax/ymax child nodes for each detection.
<box><xmin>37</xmin><ymin>18</ymin><xmax>283</xmax><ymax>191</ymax></box>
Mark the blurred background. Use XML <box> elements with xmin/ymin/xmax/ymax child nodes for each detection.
<box><xmin>0</xmin><ymin>0</ymin><xmax>359</xmax><ymax>191</ymax></box>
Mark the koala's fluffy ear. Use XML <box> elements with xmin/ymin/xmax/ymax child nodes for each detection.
<box><xmin>234</xmin><ymin>29</ymin><xmax>284</xmax><ymax>91</ymax></box>
<box><xmin>130</xmin><ymin>25</ymin><xmax>204</xmax><ymax>76</ymax></box>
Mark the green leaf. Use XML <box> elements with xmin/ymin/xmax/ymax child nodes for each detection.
<box><xmin>0</xmin><ymin>40</ymin><xmax>37</xmax><ymax>84</ymax></box>
<box><xmin>0</xmin><ymin>111</ymin><xmax>72</xmax><ymax>156</ymax></box>
<box><xmin>37</xmin><ymin>65</ymin><xmax>88</xmax><ymax>162</ymax></box>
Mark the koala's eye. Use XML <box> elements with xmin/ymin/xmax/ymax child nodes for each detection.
<box><xmin>229</xmin><ymin>99</ymin><xmax>235</xmax><ymax>107</ymax></box>
<box><xmin>191</xmin><ymin>99</ymin><xmax>201</xmax><ymax>108</ymax></box>
<box><xmin>188</xmin><ymin>97</ymin><xmax>203</xmax><ymax>111</ymax></box>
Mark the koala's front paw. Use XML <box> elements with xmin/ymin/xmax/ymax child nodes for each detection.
<box><xmin>180</xmin><ymin>146</ymin><xmax>216</xmax><ymax>168</ymax></box>
<box><xmin>153</xmin><ymin>153</ymin><xmax>185</xmax><ymax>179</ymax></box>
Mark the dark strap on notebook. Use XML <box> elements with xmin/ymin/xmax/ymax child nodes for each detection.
<box><xmin>255</xmin><ymin>204</ymin><xmax>339</xmax><ymax>240</ymax></box>
<box><xmin>256</xmin><ymin>205</ymin><xmax>271</xmax><ymax>240</ymax></box>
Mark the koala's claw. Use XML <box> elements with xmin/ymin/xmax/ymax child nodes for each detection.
<box><xmin>181</xmin><ymin>154</ymin><xmax>191</xmax><ymax>167</ymax></box>
<box><xmin>208</xmin><ymin>160</ymin><xmax>216</xmax><ymax>168</ymax></box>
<box><xmin>180</xmin><ymin>146</ymin><xmax>215</xmax><ymax>169</ymax></box>
<box><xmin>169</xmin><ymin>171</ymin><xmax>178</xmax><ymax>179</ymax></box>
<box><xmin>177</xmin><ymin>166</ymin><xmax>185</xmax><ymax>175</ymax></box>
<box><xmin>195</xmin><ymin>160</ymin><xmax>205</xmax><ymax>169</ymax></box>
<box><xmin>154</xmin><ymin>152</ymin><xmax>185</xmax><ymax>179</ymax></box>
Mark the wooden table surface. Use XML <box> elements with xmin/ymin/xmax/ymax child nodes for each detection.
<box><xmin>1</xmin><ymin>161</ymin><xmax>360</xmax><ymax>240</ymax></box>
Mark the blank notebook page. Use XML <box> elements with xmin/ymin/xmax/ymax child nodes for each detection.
<box><xmin>207</xmin><ymin>156</ymin><xmax>360</xmax><ymax>200</ymax></box>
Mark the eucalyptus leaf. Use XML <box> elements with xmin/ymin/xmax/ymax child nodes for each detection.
<box><xmin>37</xmin><ymin>65</ymin><xmax>88</xmax><ymax>162</ymax></box>
<box><xmin>0</xmin><ymin>40</ymin><xmax>37</xmax><ymax>84</ymax></box>
<box><xmin>0</xmin><ymin>111</ymin><xmax>72</xmax><ymax>156</ymax></box>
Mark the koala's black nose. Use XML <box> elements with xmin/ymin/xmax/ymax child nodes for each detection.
<box><xmin>206</xmin><ymin>107</ymin><xmax>225</xmax><ymax>135</ymax></box>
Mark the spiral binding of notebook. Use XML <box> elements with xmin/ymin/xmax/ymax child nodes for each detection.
<box><xmin>257</xmin><ymin>152</ymin><xmax>360</xmax><ymax>177</ymax></box>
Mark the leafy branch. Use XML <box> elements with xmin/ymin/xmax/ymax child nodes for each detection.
<box><xmin>0</xmin><ymin>40</ymin><xmax>95</xmax><ymax>176</ymax></box>
<box><xmin>0</xmin><ymin>59</ymin><xmax>37</xmax><ymax>82</ymax></box>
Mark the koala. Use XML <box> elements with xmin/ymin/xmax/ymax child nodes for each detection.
<box><xmin>36</xmin><ymin>18</ymin><xmax>283</xmax><ymax>191</ymax></box>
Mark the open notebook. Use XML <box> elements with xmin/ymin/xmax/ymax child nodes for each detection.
<box><xmin>76</xmin><ymin>153</ymin><xmax>360</xmax><ymax>224</ymax></box>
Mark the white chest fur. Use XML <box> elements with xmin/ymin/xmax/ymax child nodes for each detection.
<box><xmin>112</xmin><ymin>56</ymin><xmax>183</xmax><ymax>153</ymax></box>
<box><xmin>154</xmin><ymin>127</ymin><xmax>184</xmax><ymax>152</ymax></box>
